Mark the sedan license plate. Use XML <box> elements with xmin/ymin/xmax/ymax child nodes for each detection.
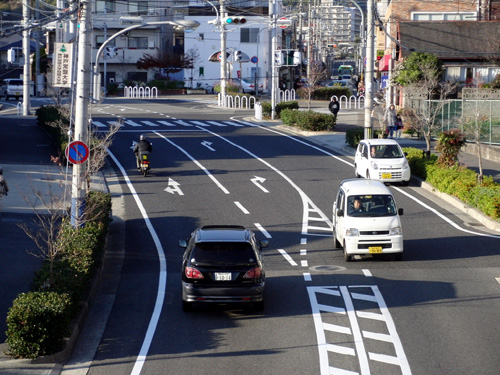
<box><xmin>214</xmin><ymin>272</ymin><xmax>232</xmax><ymax>281</ymax></box>
<box><xmin>381</xmin><ymin>172</ymin><xmax>392</xmax><ymax>179</ymax></box>
<box><xmin>369</xmin><ymin>246</ymin><xmax>383</xmax><ymax>254</ymax></box>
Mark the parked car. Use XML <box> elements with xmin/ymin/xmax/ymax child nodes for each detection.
<box><xmin>0</xmin><ymin>78</ymin><xmax>24</xmax><ymax>101</ymax></box>
<box><xmin>354</xmin><ymin>139</ymin><xmax>411</xmax><ymax>185</ymax></box>
<box><xmin>178</xmin><ymin>225</ymin><xmax>269</xmax><ymax>311</ymax></box>
<box><xmin>332</xmin><ymin>179</ymin><xmax>404</xmax><ymax>261</ymax></box>
<box><xmin>230</xmin><ymin>78</ymin><xmax>264</xmax><ymax>94</ymax></box>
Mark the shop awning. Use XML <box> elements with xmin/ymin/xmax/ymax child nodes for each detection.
<box><xmin>378</xmin><ymin>54</ymin><xmax>392</xmax><ymax>71</ymax></box>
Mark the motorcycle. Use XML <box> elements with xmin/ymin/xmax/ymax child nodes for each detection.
<box><xmin>136</xmin><ymin>151</ymin><xmax>151</xmax><ymax>177</ymax></box>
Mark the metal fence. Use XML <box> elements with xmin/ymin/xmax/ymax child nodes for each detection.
<box><xmin>406</xmin><ymin>97</ymin><xmax>500</xmax><ymax>146</ymax></box>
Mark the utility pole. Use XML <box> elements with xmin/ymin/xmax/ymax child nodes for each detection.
<box><xmin>220</xmin><ymin>0</ymin><xmax>227</xmax><ymax>102</ymax></box>
<box><xmin>270</xmin><ymin>0</ymin><xmax>277</xmax><ymax>119</ymax></box>
<box><xmin>364</xmin><ymin>0</ymin><xmax>374</xmax><ymax>139</ymax></box>
<box><xmin>71</xmin><ymin>0</ymin><xmax>91</xmax><ymax>227</ymax></box>
<box><xmin>22</xmin><ymin>0</ymin><xmax>31</xmax><ymax>115</ymax></box>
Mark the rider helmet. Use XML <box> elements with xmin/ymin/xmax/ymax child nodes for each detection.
<box><xmin>140</xmin><ymin>134</ymin><xmax>147</xmax><ymax>141</ymax></box>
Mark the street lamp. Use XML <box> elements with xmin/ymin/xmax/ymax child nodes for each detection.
<box><xmin>92</xmin><ymin>19</ymin><xmax>200</xmax><ymax>102</ymax></box>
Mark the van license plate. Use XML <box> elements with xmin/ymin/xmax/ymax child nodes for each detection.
<box><xmin>369</xmin><ymin>246</ymin><xmax>383</xmax><ymax>253</ymax></box>
<box><xmin>381</xmin><ymin>173</ymin><xmax>392</xmax><ymax>179</ymax></box>
<box><xmin>215</xmin><ymin>272</ymin><xmax>231</xmax><ymax>281</ymax></box>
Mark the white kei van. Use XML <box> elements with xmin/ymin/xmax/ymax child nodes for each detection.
<box><xmin>332</xmin><ymin>179</ymin><xmax>404</xmax><ymax>261</ymax></box>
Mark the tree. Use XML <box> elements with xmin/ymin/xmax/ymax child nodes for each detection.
<box><xmin>393</xmin><ymin>52</ymin><xmax>458</xmax><ymax>155</ymax></box>
<box><xmin>137</xmin><ymin>53</ymin><xmax>191</xmax><ymax>81</ymax></box>
<box><xmin>297</xmin><ymin>61</ymin><xmax>327</xmax><ymax>110</ymax></box>
<box><xmin>184</xmin><ymin>48</ymin><xmax>200</xmax><ymax>89</ymax></box>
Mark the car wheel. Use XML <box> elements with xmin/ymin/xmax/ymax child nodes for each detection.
<box><xmin>343</xmin><ymin>248</ymin><xmax>352</xmax><ymax>262</ymax></box>
<box><xmin>354</xmin><ymin>164</ymin><xmax>361</xmax><ymax>178</ymax></box>
<box><xmin>182</xmin><ymin>300</ymin><xmax>193</xmax><ymax>312</ymax></box>
<box><xmin>332</xmin><ymin>228</ymin><xmax>341</xmax><ymax>249</ymax></box>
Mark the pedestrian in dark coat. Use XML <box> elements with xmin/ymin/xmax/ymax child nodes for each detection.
<box><xmin>328</xmin><ymin>97</ymin><xmax>340</xmax><ymax>122</ymax></box>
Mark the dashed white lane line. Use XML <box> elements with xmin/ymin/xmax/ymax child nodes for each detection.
<box><xmin>362</xmin><ymin>269</ymin><xmax>372</xmax><ymax>277</ymax></box>
<box><xmin>254</xmin><ymin>223</ymin><xmax>272</xmax><ymax>238</ymax></box>
<box><xmin>300</xmin><ymin>249</ymin><xmax>307</xmax><ymax>256</ymax></box>
<box><xmin>303</xmin><ymin>273</ymin><xmax>312</xmax><ymax>281</ymax></box>
<box><xmin>301</xmin><ymin>260</ymin><xmax>308</xmax><ymax>267</ymax></box>
<box><xmin>234</xmin><ymin>201</ymin><xmax>249</xmax><ymax>214</ymax></box>
<box><xmin>278</xmin><ymin>249</ymin><xmax>297</xmax><ymax>266</ymax></box>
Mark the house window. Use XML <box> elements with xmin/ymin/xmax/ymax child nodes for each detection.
<box><xmin>412</xmin><ymin>12</ymin><xmax>476</xmax><ymax>21</ymax></box>
<box><xmin>198</xmin><ymin>33</ymin><xmax>204</xmax><ymax>41</ymax></box>
<box><xmin>127</xmin><ymin>71</ymin><xmax>148</xmax><ymax>82</ymax></box>
<box><xmin>96</xmin><ymin>0</ymin><xmax>116</xmax><ymax>13</ymax></box>
<box><xmin>128</xmin><ymin>1</ymin><xmax>148</xmax><ymax>15</ymax></box>
<box><xmin>128</xmin><ymin>37</ymin><xmax>148</xmax><ymax>49</ymax></box>
<box><xmin>241</xmin><ymin>28</ymin><xmax>259</xmax><ymax>43</ymax></box>
<box><xmin>199</xmin><ymin>67</ymin><xmax>204</xmax><ymax>77</ymax></box>
<box><xmin>96</xmin><ymin>35</ymin><xmax>105</xmax><ymax>48</ymax></box>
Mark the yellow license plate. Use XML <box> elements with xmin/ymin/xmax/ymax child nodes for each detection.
<box><xmin>369</xmin><ymin>246</ymin><xmax>383</xmax><ymax>253</ymax></box>
<box><xmin>381</xmin><ymin>173</ymin><xmax>392</xmax><ymax>179</ymax></box>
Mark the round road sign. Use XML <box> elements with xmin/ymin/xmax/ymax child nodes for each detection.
<box><xmin>251</xmin><ymin>56</ymin><xmax>258</xmax><ymax>64</ymax></box>
<box><xmin>66</xmin><ymin>141</ymin><xmax>89</xmax><ymax>164</ymax></box>
<box><xmin>279</xmin><ymin>17</ymin><xmax>289</xmax><ymax>29</ymax></box>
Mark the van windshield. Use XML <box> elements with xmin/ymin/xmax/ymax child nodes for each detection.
<box><xmin>347</xmin><ymin>195</ymin><xmax>397</xmax><ymax>217</ymax></box>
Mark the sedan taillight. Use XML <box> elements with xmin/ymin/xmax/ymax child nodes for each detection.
<box><xmin>243</xmin><ymin>267</ymin><xmax>262</xmax><ymax>279</ymax></box>
<box><xmin>185</xmin><ymin>267</ymin><xmax>204</xmax><ymax>279</ymax></box>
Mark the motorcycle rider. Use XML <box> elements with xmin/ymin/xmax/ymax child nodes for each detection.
<box><xmin>133</xmin><ymin>134</ymin><xmax>153</xmax><ymax>170</ymax></box>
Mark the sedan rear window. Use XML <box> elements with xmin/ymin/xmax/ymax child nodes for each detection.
<box><xmin>191</xmin><ymin>242</ymin><xmax>256</xmax><ymax>265</ymax></box>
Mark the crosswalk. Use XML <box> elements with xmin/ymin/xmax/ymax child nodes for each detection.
<box><xmin>92</xmin><ymin>118</ymin><xmax>254</xmax><ymax>129</ymax></box>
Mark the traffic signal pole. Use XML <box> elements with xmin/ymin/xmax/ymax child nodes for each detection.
<box><xmin>71</xmin><ymin>0</ymin><xmax>91</xmax><ymax>227</ymax></box>
<box><xmin>220</xmin><ymin>0</ymin><xmax>227</xmax><ymax>102</ymax></box>
<box><xmin>22</xmin><ymin>1</ymin><xmax>31</xmax><ymax>116</ymax></box>
<box><xmin>364</xmin><ymin>0</ymin><xmax>374</xmax><ymax>139</ymax></box>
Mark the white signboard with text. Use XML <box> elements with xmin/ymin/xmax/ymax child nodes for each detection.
<box><xmin>53</xmin><ymin>43</ymin><xmax>73</xmax><ymax>88</ymax></box>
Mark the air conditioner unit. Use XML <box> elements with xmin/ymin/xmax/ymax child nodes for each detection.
<box><xmin>148</xmin><ymin>41</ymin><xmax>155</xmax><ymax>49</ymax></box>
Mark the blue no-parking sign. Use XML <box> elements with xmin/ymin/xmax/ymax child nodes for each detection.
<box><xmin>66</xmin><ymin>141</ymin><xmax>89</xmax><ymax>164</ymax></box>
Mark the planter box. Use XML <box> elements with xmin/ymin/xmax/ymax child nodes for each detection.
<box><xmin>186</xmin><ymin>89</ymin><xmax>206</xmax><ymax>94</ymax></box>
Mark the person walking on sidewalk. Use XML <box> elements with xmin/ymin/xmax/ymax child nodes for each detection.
<box><xmin>328</xmin><ymin>97</ymin><xmax>340</xmax><ymax>129</ymax></box>
<box><xmin>0</xmin><ymin>167</ymin><xmax>9</xmax><ymax>217</ymax></box>
<box><xmin>384</xmin><ymin>104</ymin><xmax>398</xmax><ymax>138</ymax></box>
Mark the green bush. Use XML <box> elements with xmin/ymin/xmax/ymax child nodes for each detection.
<box><xmin>404</xmin><ymin>147</ymin><xmax>500</xmax><ymax>220</ymax></box>
<box><xmin>106</xmin><ymin>82</ymin><xmax>119</xmax><ymax>95</ymax></box>
<box><xmin>297</xmin><ymin>87</ymin><xmax>352</xmax><ymax>100</ymax></box>
<box><xmin>260</xmin><ymin>101</ymin><xmax>299</xmax><ymax>119</ymax></box>
<box><xmin>146</xmin><ymin>80</ymin><xmax>184</xmax><ymax>90</ymax></box>
<box><xmin>6</xmin><ymin>292</ymin><xmax>72</xmax><ymax>359</ymax></box>
<box><xmin>35</xmin><ymin>106</ymin><xmax>70</xmax><ymax>155</ymax></box>
<box><xmin>345</xmin><ymin>127</ymin><xmax>364</xmax><ymax>147</ymax></box>
<box><xmin>281</xmin><ymin>109</ymin><xmax>335</xmax><ymax>131</ymax></box>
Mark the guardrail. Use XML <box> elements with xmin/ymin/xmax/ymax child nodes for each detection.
<box><xmin>124</xmin><ymin>86</ymin><xmax>158</xmax><ymax>99</ymax></box>
<box><xmin>218</xmin><ymin>93</ymin><xmax>256</xmax><ymax>109</ymax></box>
<box><xmin>331</xmin><ymin>94</ymin><xmax>365</xmax><ymax>110</ymax></box>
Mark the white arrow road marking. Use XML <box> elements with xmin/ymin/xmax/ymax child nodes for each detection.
<box><xmin>201</xmin><ymin>141</ymin><xmax>216</xmax><ymax>151</ymax></box>
<box><xmin>251</xmin><ymin>176</ymin><xmax>269</xmax><ymax>193</ymax></box>
<box><xmin>164</xmin><ymin>178</ymin><xmax>184</xmax><ymax>195</ymax></box>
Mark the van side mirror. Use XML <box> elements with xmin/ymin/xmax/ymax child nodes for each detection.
<box><xmin>336</xmin><ymin>209</ymin><xmax>344</xmax><ymax>217</ymax></box>
<box><xmin>398</xmin><ymin>208</ymin><xmax>404</xmax><ymax>216</ymax></box>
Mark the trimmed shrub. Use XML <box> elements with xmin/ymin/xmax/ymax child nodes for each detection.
<box><xmin>345</xmin><ymin>127</ymin><xmax>364</xmax><ymax>147</ymax></box>
<box><xmin>260</xmin><ymin>101</ymin><xmax>299</xmax><ymax>119</ymax></box>
<box><xmin>281</xmin><ymin>109</ymin><xmax>335</xmax><ymax>131</ymax></box>
<box><xmin>6</xmin><ymin>292</ymin><xmax>72</xmax><ymax>359</ymax></box>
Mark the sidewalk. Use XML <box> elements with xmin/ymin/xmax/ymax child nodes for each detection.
<box><xmin>0</xmin><ymin>95</ymin><xmax>499</xmax><ymax>375</ymax></box>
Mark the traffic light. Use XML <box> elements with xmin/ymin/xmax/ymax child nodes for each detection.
<box><xmin>224</xmin><ymin>16</ymin><xmax>246</xmax><ymax>24</ymax></box>
<box><xmin>7</xmin><ymin>48</ymin><xmax>16</xmax><ymax>63</ymax></box>
<box><xmin>293</xmin><ymin>51</ymin><xmax>302</xmax><ymax>65</ymax></box>
<box><xmin>106</xmin><ymin>46</ymin><xmax>118</xmax><ymax>57</ymax></box>
<box><xmin>274</xmin><ymin>51</ymin><xmax>284</xmax><ymax>66</ymax></box>
<box><xmin>234</xmin><ymin>50</ymin><xmax>242</xmax><ymax>62</ymax></box>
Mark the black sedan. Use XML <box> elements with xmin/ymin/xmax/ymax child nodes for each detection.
<box><xmin>179</xmin><ymin>225</ymin><xmax>269</xmax><ymax>312</ymax></box>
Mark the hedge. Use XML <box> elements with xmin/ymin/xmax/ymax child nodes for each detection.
<box><xmin>281</xmin><ymin>109</ymin><xmax>335</xmax><ymax>131</ymax></box>
<box><xmin>260</xmin><ymin>101</ymin><xmax>299</xmax><ymax>119</ymax></box>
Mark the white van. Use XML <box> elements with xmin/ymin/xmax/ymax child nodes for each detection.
<box><xmin>332</xmin><ymin>179</ymin><xmax>404</xmax><ymax>261</ymax></box>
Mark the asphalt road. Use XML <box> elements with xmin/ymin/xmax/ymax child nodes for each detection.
<box><xmin>55</xmin><ymin>97</ymin><xmax>500</xmax><ymax>375</ymax></box>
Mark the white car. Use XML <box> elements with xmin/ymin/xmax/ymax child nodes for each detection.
<box><xmin>354</xmin><ymin>139</ymin><xmax>411</xmax><ymax>185</ymax></box>
<box><xmin>332</xmin><ymin>179</ymin><xmax>404</xmax><ymax>261</ymax></box>
<box><xmin>0</xmin><ymin>78</ymin><xmax>24</xmax><ymax>101</ymax></box>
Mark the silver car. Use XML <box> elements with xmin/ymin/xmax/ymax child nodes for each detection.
<box><xmin>0</xmin><ymin>78</ymin><xmax>24</xmax><ymax>101</ymax></box>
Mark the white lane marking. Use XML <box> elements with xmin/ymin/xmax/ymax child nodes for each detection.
<box><xmin>199</xmin><ymin>127</ymin><xmax>333</xmax><ymax>236</ymax></box>
<box><xmin>154</xmin><ymin>131</ymin><xmax>230</xmax><ymax>195</ymax></box>
<box><xmin>301</xmin><ymin>260</ymin><xmax>308</xmax><ymax>267</ymax></box>
<box><xmin>124</xmin><ymin>120</ymin><xmax>142</xmax><ymax>127</ymax></box>
<box><xmin>254</xmin><ymin>223</ymin><xmax>272</xmax><ymax>238</ymax></box>
<box><xmin>362</xmin><ymin>269</ymin><xmax>372</xmax><ymax>277</ymax></box>
<box><xmin>496</xmin><ymin>277</ymin><xmax>500</xmax><ymax>284</ymax></box>
<box><xmin>278</xmin><ymin>249</ymin><xmax>298</xmax><ymax>266</ymax></box>
<box><xmin>174</xmin><ymin>120</ymin><xmax>193</xmax><ymax>127</ymax></box>
<box><xmin>301</xmin><ymin>238</ymin><xmax>307</xmax><ymax>245</ymax></box>
<box><xmin>251</xmin><ymin>176</ymin><xmax>269</xmax><ymax>193</ymax></box>
<box><xmin>141</xmin><ymin>120</ymin><xmax>159</xmax><ymax>127</ymax></box>
<box><xmin>92</xmin><ymin>121</ymin><xmax>108</xmax><ymax>128</ymax></box>
<box><xmin>308</xmin><ymin>286</ymin><xmax>412</xmax><ymax>375</ymax></box>
<box><xmin>234</xmin><ymin>201</ymin><xmax>250</xmax><ymax>214</ymax></box>
<box><xmin>106</xmin><ymin>150</ymin><xmax>166</xmax><ymax>375</ymax></box>
<box><xmin>201</xmin><ymin>140</ymin><xmax>216</xmax><ymax>151</ymax></box>
<box><xmin>157</xmin><ymin>120</ymin><xmax>176</xmax><ymax>127</ymax></box>
<box><xmin>190</xmin><ymin>120</ymin><xmax>210</xmax><ymax>127</ymax></box>
<box><xmin>207</xmin><ymin>120</ymin><xmax>227</xmax><ymax>127</ymax></box>
<box><xmin>223</xmin><ymin>121</ymin><xmax>244</xmax><ymax>127</ymax></box>
<box><xmin>303</xmin><ymin>273</ymin><xmax>312</xmax><ymax>281</ymax></box>
<box><xmin>300</xmin><ymin>249</ymin><xmax>307</xmax><ymax>256</ymax></box>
